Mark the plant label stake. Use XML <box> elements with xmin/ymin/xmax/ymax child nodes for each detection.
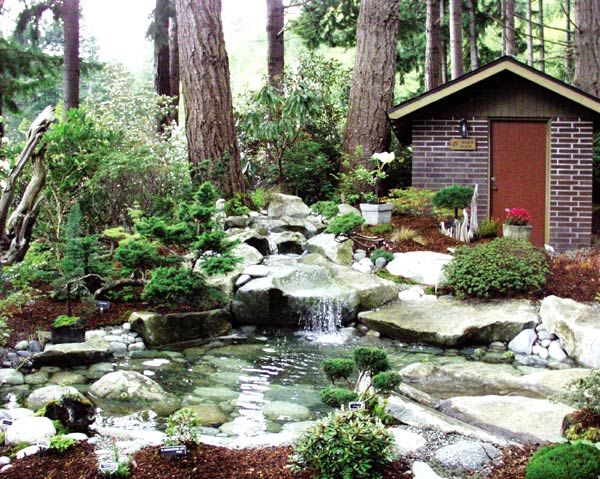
<box><xmin>348</xmin><ymin>401</ymin><xmax>365</xmax><ymax>410</ymax></box>
<box><xmin>99</xmin><ymin>461</ymin><xmax>119</xmax><ymax>473</ymax></box>
<box><xmin>36</xmin><ymin>440</ymin><xmax>50</xmax><ymax>450</ymax></box>
<box><xmin>1</xmin><ymin>419</ymin><xmax>13</xmax><ymax>428</ymax></box>
<box><xmin>160</xmin><ymin>445</ymin><xmax>187</xmax><ymax>457</ymax></box>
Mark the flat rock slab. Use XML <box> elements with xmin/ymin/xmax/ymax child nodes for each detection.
<box><xmin>32</xmin><ymin>337</ymin><xmax>112</xmax><ymax>368</ymax></box>
<box><xmin>359</xmin><ymin>299</ymin><xmax>538</xmax><ymax>347</ymax></box>
<box><xmin>387</xmin><ymin>251</ymin><xmax>453</xmax><ymax>285</ymax></box>
<box><xmin>440</xmin><ymin>395</ymin><xmax>574</xmax><ymax>443</ymax></box>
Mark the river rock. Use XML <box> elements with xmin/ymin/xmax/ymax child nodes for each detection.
<box><xmin>5</xmin><ymin>417</ymin><xmax>55</xmax><ymax>445</ymax></box>
<box><xmin>386</xmin><ymin>251</ymin><xmax>453</xmax><ymax>285</ymax></box>
<box><xmin>129</xmin><ymin>309</ymin><xmax>232</xmax><ymax>348</ymax></box>
<box><xmin>0</xmin><ymin>368</ymin><xmax>24</xmax><ymax>385</ymax></box>
<box><xmin>187</xmin><ymin>404</ymin><xmax>229</xmax><ymax>427</ymax></box>
<box><xmin>89</xmin><ymin>371</ymin><xmax>180</xmax><ymax>416</ymax></box>
<box><xmin>389</xmin><ymin>428</ymin><xmax>427</xmax><ymax>455</ymax></box>
<box><xmin>262</xmin><ymin>401</ymin><xmax>311</xmax><ymax>422</ymax></box>
<box><xmin>49</xmin><ymin>371</ymin><xmax>87</xmax><ymax>385</ymax></box>
<box><xmin>440</xmin><ymin>395</ymin><xmax>574</xmax><ymax>443</ymax></box>
<box><xmin>548</xmin><ymin>340</ymin><xmax>568</xmax><ymax>361</ymax></box>
<box><xmin>27</xmin><ymin>385</ymin><xmax>85</xmax><ymax>410</ymax></box>
<box><xmin>433</xmin><ymin>441</ymin><xmax>501</xmax><ymax>472</ymax></box>
<box><xmin>0</xmin><ymin>408</ymin><xmax>33</xmax><ymax>422</ymax></box>
<box><xmin>508</xmin><ymin>328</ymin><xmax>537</xmax><ymax>355</ymax></box>
<box><xmin>412</xmin><ymin>461</ymin><xmax>448</xmax><ymax>479</ymax></box>
<box><xmin>233</xmin><ymin>254</ymin><xmax>397</xmax><ymax>327</ymax></box>
<box><xmin>24</xmin><ymin>371</ymin><xmax>49</xmax><ymax>385</ymax></box>
<box><xmin>359</xmin><ymin>299</ymin><xmax>537</xmax><ymax>346</ymax></box>
<box><xmin>540</xmin><ymin>295</ymin><xmax>600</xmax><ymax>367</ymax></box>
<box><xmin>32</xmin><ymin>337</ymin><xmax>112</xmax><ymax>368</ymax></box>
<box><xmin>192</xmin><ymin>386</ymin><xmax>239</xmax><ymax>402</ymax></box>
<box><xmin>267</xmin><ymin>193</ymin><xmax>311</xmax><ymax>219</ymax></box>
<box><xmin>306</xmin><ymin>234</ymin><xmax>353</xmax><ymax>266</ymax></box>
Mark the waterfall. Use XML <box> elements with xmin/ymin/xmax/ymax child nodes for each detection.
<box><xmin>296</xmin><ymin>297</ymin><xmax>345</xmax><ymax>344</ymax></box>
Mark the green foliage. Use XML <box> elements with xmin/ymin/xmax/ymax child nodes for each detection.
<box><xmin>250</xmin><ymin>189</ymin><xmax>267</xmax><ymax>210</ymax></box>
<box><xmin>564</xmin><ymin>370</ymin><xmax>600</xmax><ymax>416</ymax></box>
<box><xmin>370</xmin><ymin>249</ymin><xmax>394</xmax><ymax>265</ymax></box>
<box><xmin>141</xmin><ymin>266</ymin><xmax>211</xmax><ymax>306</ymax></box>
<box><xmin>338</xmin><ymin>152</ymin><xmax>396</xmax><ymax>203</ymax></box>
<box><xmin>525</xmin><ymin>442</ymin><xmax>600</xmax><ymax>479</ymax></box>
<box><xmin>366</xmin><ymin>224</ymin><xmax>393</xmax><ymax>235</ymax></box>
<box><xmin>114</xmin><ymin>239</ymin><xmax>163</xmax><ymax>278</ymax></box>
<box><xmin>443</xmin><ymin>238</ymin><xmax>549</xmax><ymax>298</ymax></box>
<box><xmin>238</xmin><ymin>54</ymin><xmax>349</xmax><ymax>203</ymax></box>
<box><xmin>477</xmin><ymin>219</ymin><xmax>500</xmax><ymax>238</ymax></box>
<box><xmin>565</xmin><ymin>425</ymin><xmax>600</xmax><ymax>442</ymax></box>
<box><xmin>325</xmin><ymin>213</ymin><xmax>364</xmax><ymax>236</ymax></box>
<box><xmin>391</xmin><ymin>226</ymin><xmax>426</xmax><ymax>246</ymax></box>
<box><xmin>384</xmin><ymin>188</ymin><xmax>435</xmax><ymax>217</ymax></box>
<box><xmin>289</xmin><ymin>408</ymin><xmax>396</xmax><ymax>479</ymax></box>
<box><xmin>353</xmin><ymin>347</ymin><xmax>390</xmax><ymax>376</ymax></box>
<box><xmin>444</xmin><ymin>238</ymin><xmax>548</xmax><ymax>298</ymax></box>
<box><xmin>432</xmin><ymin>185</ymin><xmax>474</xmax><ymax>218</ymax></box>
<box><xmin>52</xmin><ymin>315</ymin><xmax>81</xmax><ymax>329</ymax></box>
<box><xmin>51</xmin><ymin>418</ymin><xmax>69</xmax><ymax>436</ymax></box>
<box><xmin>320</xmin><ymin>386</ymin><xmax>359</xmax><ymax>408</ymax></box>
<box><xmin>371</xmin><ymin>371</ymin><xmax>402</xmax><ymax>394</ymax></box>
<box><xmin>323</xmin><ymin>358</ymin><xmax>355</xmax><ymax>384</ymax></box>
<box><xmin>225</xmin><ymin>194</ymin><xmax>251</xmax><ymax>216</ymax></box>
<box><xmin>166</xmin><ymin>408</ymin><xmax>202</xmax><ymax>445</ymax></box>
<box><xmin>311</xmin><ymin>201</ymin><xmax>339</xmax><ymax>220</ymax></box>
<box><xmin>197</xmin><ymin>253</ymin><xmax>241</xmax><ymax>276</ymax></box>
<box><xmin>49</xmin><ymin>434</ymin><xmax>76</xmax><ymax>453</ymax></box>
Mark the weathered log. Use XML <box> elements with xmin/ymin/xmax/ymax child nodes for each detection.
<box><xmin>0</xmin><ymin>106</ymin><xmax>55</xmax><ymax>266</ymax></box>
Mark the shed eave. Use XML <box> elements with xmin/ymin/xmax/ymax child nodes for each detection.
<box><xmin>388</xmin><ymin>57</ymin><xmax>600</xmax><ymax>122</ymax></box>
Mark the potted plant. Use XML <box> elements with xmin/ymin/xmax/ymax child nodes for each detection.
<box><xmin>502</xmin><ymin>207</ymin><xmax>532</xmax><ymax>241</ymax></box>
<box><xmin>353</xmin><ymin>152</ymin><xmax>396</xmax><ymax>225</ymax></box>
<box><xmin>51</xmin><ymin>315</ymin><xmax>86</xmax><ymax>344</ymax></box>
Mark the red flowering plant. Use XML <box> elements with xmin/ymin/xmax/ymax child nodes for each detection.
<box><xmin>505</xmin><ymin>208</ymin><xmax>531</xmax><ymax>226</ymax></box>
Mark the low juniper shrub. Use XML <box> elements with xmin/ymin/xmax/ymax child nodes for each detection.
<box><xmin>370</xmin><ymin>249</ymin><xmax>394</xmax><ymax>265</ymax></box>
<box><xmin>443</xmin><ymin>238</ymin><xmax>549</xmax><ymax>298</ymax></box>
<box><xmin>320</xmin><ymin>386</ymin><xmax>359</xmax><ymax>408</ymax></box>
<box><xmin>525</xmin><ymin>442</ymin><xmax>600</xmax><ymax>479</ymax></box>
<box><xmin>324</xmin><ymin>212</ymin><xmax>365</xmax><ymax>237</ymax></box>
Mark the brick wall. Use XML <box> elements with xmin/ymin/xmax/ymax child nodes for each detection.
<box><xmin>549</xmin><ymin>118</ymin><xmax>593</xmax><ymax>251</ymax></box>
<box><xmin>412</xmin><ymin>117</ymin><xmax>489</xmax><ymax>221</ymax></box>
<box><xmin>411</xmin><ymin>117</ymin><xmax>593</xmax><ymax>251</ymax></box>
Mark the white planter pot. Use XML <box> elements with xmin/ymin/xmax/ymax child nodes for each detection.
<box><xmin>502</xmin><ymin>224</ymin><xmax>532</xmax><ymax>241</ymax></box>
<box><xmin>359</xmin><ymin>203</ymin><xmax>393</xmax><ymax>225</ymax></box>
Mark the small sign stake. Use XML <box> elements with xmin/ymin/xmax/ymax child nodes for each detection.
<box><xmin>160</xmin><ymin>445</ymin><xmax>187</xmax><ymax>457</ymax></box>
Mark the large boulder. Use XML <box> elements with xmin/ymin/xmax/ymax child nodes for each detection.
<box><xmin>540</xmin><ymin>295</ymin><xmax>600</xmax><ymax>367</ymax></box>
<box><xmin>251</xmin><ymin>215</ymin><xmax>323</xmax><ymax>239</ymax></box>
<box><xmin>433</xmin><ymin>441</ymin><xmax>502</xmax><ymax>473</ymax></box>
<box><xmin>269</xmin><ymin>231</ymin><xmax>306</xmax><ymax>255</ymax></box>
<box><xmin>358</xmin><ymin>299</ymin><xmax>537</xmax><ymax>346</ymax></box>
<box><xmin>387</xmin><ymin>251</ymin><xmax>453</xmax><ymax>285</ymax></box>
<box><xmin>267</xmin><ymin>193</ymin><xmax>311</xmax><ymax>219</ymax></box>
<box><xmin>440</xmin><ymin>395</ymin><xmax>574</xmax><ymax>443</ymax></box>
<box><xmin>306</xmin><ymin>234</ymin><xmax>353</xmax><ymax>266</ymax></box>
<box><xmin>27</xmin><ymin>385</ymin><xmax>85</xmax><ymax>410</ymax></box>
<box><xmin>89</xmin><ymin>370</ymin><xmax>180</xmax><ymax>416</ymax></box>
<box><xmin>5</xmin><ymin>417</ymin><xmax>56</xmax><ymax>445</ymax></box>
<box><xmin>400</xmin><ymin>360</ymin><xmax>590</xmax><ymax>399</ymax></box>
<box><xmin>32</xmin><ymin>337</ymin><xmax>112</xmax><ymax>368</ymax></box>
<box><xmin>204</xmin><ymin>242</ymin><xmax>264</xmax><ymax>297</ymax></box>
<box><xmin>232</xmin><ymin>254</ymin><xmax>396</xmax><ymax>327</ymax></box>
<box><xmin>129</xmin><ymin>309</ymin><xmax>232</xmax><ymax>348</ymax></box>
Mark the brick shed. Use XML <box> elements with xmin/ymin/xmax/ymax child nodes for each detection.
<box><xmin>387</xmin><ymin>56</ymin><xmax>600</xmax><ymax>252</ymax></box>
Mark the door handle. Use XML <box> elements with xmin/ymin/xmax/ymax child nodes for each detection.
<box><xmin>490</xmin><ymin>177</ymin><xmax>497</xmax><ymax>191</ymax></box>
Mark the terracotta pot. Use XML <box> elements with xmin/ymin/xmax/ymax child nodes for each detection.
<box><xmin>359</xmin><ymin>203</ymin><xmax>393</xmax><ymax>225</ymax></box>
<box><xmin>502</xmin><ymin>224</ymin><xmax>532</xmax><ymax>241</ymax></box>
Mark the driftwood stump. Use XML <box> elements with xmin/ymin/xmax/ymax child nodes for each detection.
<box><xmin>0</xmin><ymin>106</ymin><xmax>55</xmax><ymax>266</ymax></box>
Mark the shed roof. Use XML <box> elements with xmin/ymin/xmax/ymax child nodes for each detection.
<box><xmin>387</xmin><ymin>56</ymin><xmax>600</xmax><ymax>142</ymax></box>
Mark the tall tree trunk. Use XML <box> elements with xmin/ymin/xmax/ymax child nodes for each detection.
<box><xmin>573</xmin><ymin>0</ymin><xmax>600</xmax><ymax>97</ymax></box>
<box><xmin>342</xmin><ymin>0</ymin><xmax>399</xmax><ymax>170</ymax></box>
<box><xmin>501</xmin><ymin>0</ymin><xmax>515</xmax><ymax>56</ymax></box>
<box><xmin>0</xmin><ymin>65</ymin><xmax>4</xmax><ymax>140</ymax></box>
<box><xmin>565</xmin><ymin>0</ymin><xmax>572</xmax><ymax>80</ymax></box>
<box><xmin>425</xmin><ymin>0</ymin><xmax>442</xmax><ymax>90</ymax></box>
<box><xmin>526</xmin><ymin>0</ymin><xmax>534</xmax><ymax>66</ymax></box>
<box><xmin>266</xmin><ymin>0</ymin><xmax>284</xmax><ymax>88</ymax></box>
<box><xmin>467</xmin><ymin>0</ymin><xmax>479</xmax><ymax>70</ymax></box>
<box><xmin>449</xmin><ymin>0</ymin><xmax>464</xmax><ymax>79</ymax></box>
<box><xmin>62</xmin><ymin>0</ymin><xmax>80</xmax><ymax>117</ymax></box>
<box><xmin>440</xmin><ymin>0</ymin><xmax>447</xmax><ymax>83</ymax></box>
<box><xmin>154</xmin><ymin>0</ymin><xmax>171</xmax><ymax>130</ymax></box>
<box><xmin>168</xmin><ymin>14</ymin><xmax>180</xmax><ymax>124</ymax></box>
<box><xmin>538</xmin><ymin>0</ymin><xmax>545</xmax><ymax>72</ymax></box>
<box><xmin>175</xmin><ymin>0</ymin><xmax>246</xmax><ymax>196</ymax></box>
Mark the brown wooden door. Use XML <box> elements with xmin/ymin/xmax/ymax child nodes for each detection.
<box><xmin>490</xmin><ymin>120</ymin><xmax>547</xmax><ymax>247</ymax></box>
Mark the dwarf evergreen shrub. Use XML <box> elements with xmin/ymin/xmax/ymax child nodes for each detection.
<box><xmin>443</xmin><ymin>238</ymin><xmax>548</xmax><ymax>298</ymax></box>
<box><xmin>525</xmin><ymin>442</ymin><xmax>600</xmax><ymax>479</ymax></box>
<box><xmin>320</xmin><ymin>386</ymin><xmax>359</xmax><ymax>408</ymax></box>
<box><xmin>289</xmin><ymin>408</ymin><xmax>395</xmax><ymax>479</ymax></box>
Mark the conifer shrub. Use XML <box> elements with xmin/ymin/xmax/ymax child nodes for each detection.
<box><xmin>443</xmin><ymin>238</ymin><xmax>549</xmax><ymax>298</ymax></box>
<box><xmin>324</xmin><ymin>212</ymin><xmax>365</xmax><ymax>236</ymax></box>
<box><xmin>289</xmin><ymin>408</ymin><xmax>395</xmax><ymax>479</ymax></box>
<box><xmin>320</xmin><ymin>386</ymin><xmax>359</xmax><ymax>408</ymax></box>
<box><xmin>525</xmin><ymin>442</ymin><xmax>600</xmax><ymax>479</ymax></box>
<box><xmin>311</xmin><ymin>201</ymin><xmax>339</xmax><ymax>220</ymax></box>
<box><xmin>370</xmin><ymin>249</ymin><xmax>394</xmax><ymax>265</ymax></box>
<box><xmin>141</xmin><ymin>266</ymin><xmax>215</xmax><ymax>306</ymax></box>
<box><xmin>322</xmin><ymin>358</ymin><xmax>355</xmax><ymax>384</ymax></box>
<box><xmin>431</xmin><ymin>185</ymin><xmax>474</xmax><ymax>218</ymax></box>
